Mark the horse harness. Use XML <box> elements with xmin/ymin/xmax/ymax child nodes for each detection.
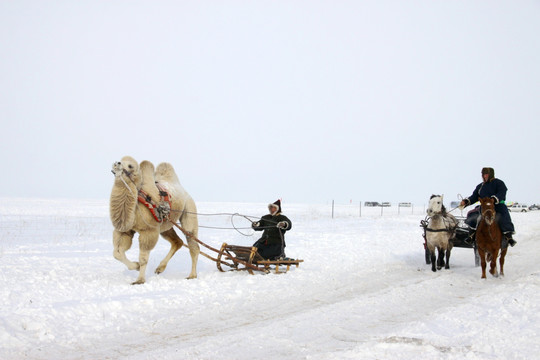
<box><xmin>420</xmin><ymin>214</ymin><xmax>457</xmax><ymax>235</ymax></box>
<box><xmin>138</xmin><ymin>183</ymin><xmax>172</xmax><ymax>223</ymax></box>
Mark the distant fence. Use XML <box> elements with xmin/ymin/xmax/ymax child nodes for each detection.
<box><xmin>330</xmin><ymin>201</ymin><xmax>430</xmax><ymax>218</ymax></box>
<box><xmin>0</xmin><ymin>215</ymin><xmax>111</xmax><ymax>246</ymax></box>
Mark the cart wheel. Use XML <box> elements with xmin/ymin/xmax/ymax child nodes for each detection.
<box><xmin>425</xmin><ymin>247</ymin><xmax>431</xmax><ymax>264</ymax></box>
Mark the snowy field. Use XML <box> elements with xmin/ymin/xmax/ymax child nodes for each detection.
<box><xmin>1</xmin><ymin>198</ymin><xmax>539</xmax><ymax>360</ymax></box>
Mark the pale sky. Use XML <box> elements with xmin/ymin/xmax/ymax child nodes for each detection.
<box><xmin>1</xmin><ymin>1</ymin><xmax>539</xmax><ymax>205</ymax></box>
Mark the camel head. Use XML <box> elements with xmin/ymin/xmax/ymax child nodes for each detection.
<box><xmin>110</xmin><ymin>156</ymin><xmax>141</xmax><ymax>233</ymax></box>
<box><xmin>111</xmin><ymin>156</ymin><xmax>142</xmax><ymax>188</ymax></box>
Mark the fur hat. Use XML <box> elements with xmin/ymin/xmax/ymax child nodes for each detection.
<box><xmin>482</xmin><ymin>167</ymin><xmax>495</xmax><ymax>181</ymax></box>
<box><xmin>268</xmin><ymin>199</ymin><xmax>281</xmax><ymax>214</ymax></box>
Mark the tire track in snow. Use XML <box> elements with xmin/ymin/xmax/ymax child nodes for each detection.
<box><xmin>95</xmin><ymin>262</ymin><xmax>487</xmax><ymax>359</ymax></box>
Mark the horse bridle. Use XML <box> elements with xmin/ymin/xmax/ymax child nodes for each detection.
<box><xmin>480</xmin><ymin>201</ymin><xmax>499</xmax><ymax>243</ymax></box>
<box><xmin>481</xmin><ymin>205</ymin><xmax>496</xmax><ymax>225</ymax></box>
<box><xmin>111</xmin><ymin>163</ymin><xmax>137</xmax><ymax>194</ymax></box>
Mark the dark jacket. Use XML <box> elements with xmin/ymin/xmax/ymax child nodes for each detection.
<box><xmin>466</xmin><ymin>178</ymin><xmax>508</xmax><ymax>205</ymax></box>
<box><xmin>465</xmin><ymin>178</ymin><xmax>514</xmax><ymax>233</ymax></box>
<box><xmin>252</xmin><ymin>213</ymin><xmax>292</xmax><ymax>246</ymax></box>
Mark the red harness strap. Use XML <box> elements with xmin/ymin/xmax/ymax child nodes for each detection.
<box><xmin>137</xmin><ymin>183</ymin><xmax>172</xmax><ymax>223</ymax></box>
<box><xmin>156</xmin><ymin>183</ymin><xmax>171</xmax><ymax>205</ymax></box>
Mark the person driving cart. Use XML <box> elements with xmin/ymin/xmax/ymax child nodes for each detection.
<box><xmin>460</xmin><ymin>167</ymin><xmax>516</xmax><ymax>248</ymax></box>
<box><xmin>252</xmin><ymin>199</ymin><xmax>292</xmax><ymax>260</ymax></box>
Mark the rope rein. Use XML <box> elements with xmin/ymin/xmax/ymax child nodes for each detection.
<box><xmin>119</xmin><ymin>176</ymin><xmax>134</xmax><ymax>195</ymax></box>
<box><xmin>446</xmin><ymin>206</ymin><xmax>460</xmax><ymax>214</ymax></box>
<box><xmin>175</xmin><ymin>210</ymin><xmax>281</xmax><ymax>236</ymax></box>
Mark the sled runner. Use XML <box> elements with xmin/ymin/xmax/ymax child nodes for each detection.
<box><xmin>421</xmin><ymin>216</ymin><xmax>480</xmax><ymax>267</ymax></box>
<box><xmin>216</xmin><ymin>243</ymin><xmax>304</xmax><ymax>274</ymax></box>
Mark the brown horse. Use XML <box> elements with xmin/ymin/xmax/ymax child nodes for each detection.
<box><xmin>476</xmin><ymin>197</ymin><xmax>507</xmax><ymax>279</ymax></box>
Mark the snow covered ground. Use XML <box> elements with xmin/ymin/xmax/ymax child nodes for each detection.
<box><xmin>1</xmin><ymin>198</ymin><xmax>539</xmax><ymax>360</ymax></box>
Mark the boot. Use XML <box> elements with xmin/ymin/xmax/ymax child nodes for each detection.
<box><xmin>501</xmin><ymin>236</ymin><xmax>509</xmax><ymax>249</ymax></box>
<box><xmin>504</xmin><ymin>232</ymin><xmax>517</xmax><ymax>247</ymax></box>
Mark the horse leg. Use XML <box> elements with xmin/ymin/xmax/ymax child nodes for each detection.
<box><xmin>155</xmin><ymin>228</ymin><xmax>184</xmax><ymax>274</ymax></box>
<box><xmin>500</xmin><ymin>248</ymin><xmax>507</xmax><ymax>277</ymax></box>
<box><xmin>445</xmin><ymin>247</ymin><xmax>451</xmax><ymax>270</ymax></box>
<box><xmin>489</xmin><ymin>249</ymin><xmax>499</xmax><ymax>277</ymax></box>
<box><xmin>132</xmin><ymin>231</ymin><xmax>159</xmax><ymax>285</ymax></box>
<box><xmin>437</xmin><ymin>247</ymin><xmax>444</xmax><ymax>270</ymax></box>
<box><xmin>112</xmin><ymin>229</ymin><xmax>140</xmax><ymax>271</ymax></box>
<box><xmin>478</xmin><ymin>247</ymin><xmax>487</xmax><ymax>279</ymax></box>
<box><xmin>428</xmin><ymin>244</ymin><xmax>437</xmax><ymax>272</ymax></box>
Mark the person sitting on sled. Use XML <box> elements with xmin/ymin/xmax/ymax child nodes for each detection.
<box><xmin>252</xmin><ymin>199</ymin><xmax>292</xmax><ymax>260</ymax></box>
<box><xmin>459</xmin><ymin>167</ymin><xmax>517</xmax><ymax>248</ymax></box>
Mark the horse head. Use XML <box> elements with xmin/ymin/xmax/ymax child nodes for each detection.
<box><xmin>479</xmin><ymin>197</ymin><xmax>496</xmax><ymax>225</ymax></box>
<box><xmin>427</xmin><ymin>194</ymin><xmax>446</xmax><ymax>216</ymax></box>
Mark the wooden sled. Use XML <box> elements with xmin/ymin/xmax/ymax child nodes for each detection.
<box><xmin>170</xmin><ymin>222</ymin><xmax>304</xmax><ymax>275</ymax></box>
<box><xmin>258</xmin><ymin>259</ymin><xmax>304</xmax><ymax>274</ymax></box>
<box><xmin>217</xmin><ymin>243</ymin><xmax>304</xmax><ymax>275</ymax></box>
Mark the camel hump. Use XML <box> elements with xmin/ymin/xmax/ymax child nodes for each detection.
<box><xmin>155</xmin><ymin>162</ymin><xmax>180</xmax><ymax>183</ymax></box>
<box><xmin>140</xmin><ymin>160</ymin><xmax>155</xmax><ymax>175</ymax></box>
<box><xmin>139</xmin><ymin>160</ymin><xmax>157</xmax><ymax>188</ymax></box>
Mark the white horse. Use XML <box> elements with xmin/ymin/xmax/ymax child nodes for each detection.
<box><xmin>424</xmin><ymin>195</ymin><xmax>458</xmax><ymax>272</ymax></box>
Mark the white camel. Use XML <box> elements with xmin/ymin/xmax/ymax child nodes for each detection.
<box><xmin>109</xmin><ymin>156</ymin><xmax>199</xmax><ymax>284</ymax></box>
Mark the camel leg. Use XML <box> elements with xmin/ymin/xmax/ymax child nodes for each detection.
<box><xmin>489</xmin><ymin>249</ymin><xmax>499</xmax><ymax>277</ymax></box>
<box><xmin>180</xmin><ymin>204</ymin><xmax>199</xmax><ymax>279</ymax></box>
<box><xmin>185</xmin><ymin>235</ymin><xmax>200</xmax><ymax>279</ymax></box>
<box><xmin>478</xmin><ymin>248</ymin><xmax>487</xmax><ymax>279</ymax></box>
<box><xmin>500</xmin><ymin>248</ymin><xmax>507</xmax><ymax>276</ymax></box>
<box><xmin>132</xmin><ymin>231</ymin><xmax>159</xmax><ymax>285</ymax></box>
<box><xmin>113</xmin><ymin>230</ymin><xmax>140</xmax><ymax>271</ymax></box>
<box><xmin>155</xmin><ymin>228</ymin><xmax>184</xmax><ymax>274</ymax></box>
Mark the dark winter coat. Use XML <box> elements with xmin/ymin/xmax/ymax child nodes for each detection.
<box><xmin>252</xmin><ymin>213</ymin><xmax>292</xmax><ymax>245</ymax></box>
<box><xmin>252</xmin><ymin>213</ymin><xmax>292</xmax><ymax>259</ymax></box>
<box><xmin>465</xmin><ymin>178</ymin><xmax>514</xmax><ymax>233</ymax></box>
<box><xmin>466</xmin><ymin>178</ymin><xmax>508</xmax><ymax>205</ymax></box>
